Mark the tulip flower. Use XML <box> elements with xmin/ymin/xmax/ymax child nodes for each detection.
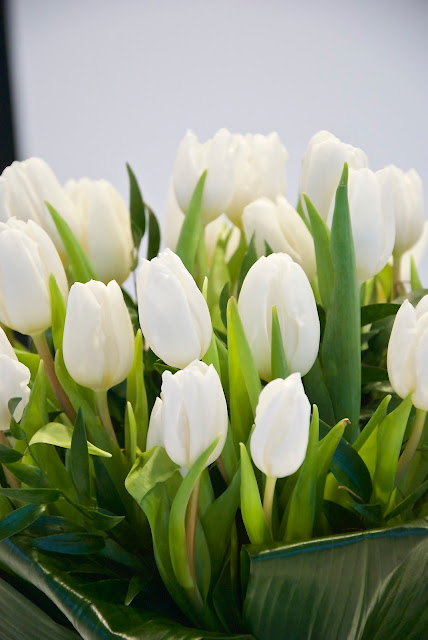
<box><xmin>146</xmin><ymin>397</ymin><xmax>164</xmax><ymax>451</ymax></box>
<box><xmin>65</xmin><ymin>178</ymin><xmax>134</xmax><ymax>284</ymax></box>
<box><xmin>376</xmin><ymin>165</ymin><xmax>425</xmax><ymax>257</ymax></box>
<box><xmin>242</xmin><ymin>196</ymin><xmax>316</xmax><ymax>281</ymax></box>
<box><xmin>387</xmin><ymin>296</ymin><xmax>428</xmax><ymax>410</ymax></box>
<box><xmin>0</xmin><ymin>218</ymin><xmax>68</xmax><ymax>336</ymax></box>
<box><xmin>300</xmin><ymin>130</ymin><xmax>368</xmax><ymax>220</ymax></box>
<box><xmin>250</xmin><ymin>373</ymin><xmax>311</xmax><ymax>478</ymax></box>
<box><xmin>0</xmin><ymin>327</ymin><xmax>31</xmax><ymax>430</ymax></box>
<box><xmin>238</xmin><ymin>253</ymin><xmax>320</xmax><ymax>381</ymax></box>
<box><xmin>137</xmin><ymin>249</ymin><xmax>212</xmax><ymax>369</ymax></box>
<box><xmin>172</xmin><ymin>129</ymin><xmax>288</xmax><ymax>226</ymax></box>
<box><xmin>63</xmin><ymin>279</ymin><xmax>134</xmax><ymax>392</ymax></box>
<box><xmin>159</xmin><ymin>360</ymin><xmax>228</xmax><ymax>469</ymax></box>
<box><xmin>327</xmin><ymin>167</ymin><xmax>395</xmax><ymax>284</ymax></box>
<box><xmin>0</xmin><ymin>157</ymin><xmax>82</xmax><ymax>259</ymax></box>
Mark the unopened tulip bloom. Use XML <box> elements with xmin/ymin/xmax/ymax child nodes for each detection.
<box><xmin>250</xmin><ymin>373</ymin><xmax>311</xmax><ymax>478</ymax></box>
<box><xmin>376</xmin><ymin>165</ymin><xmax>425</xmax><ymax>257</ymax></box>
<box><xmin>0</xmin><ymin>219</ymin><xmax>68</xmax><ymax>335</ymax></box>
<box><xmin>327</xmin><ymin>167</ymin><xmax>395</xmax><ymax>284</ymax></box>
<box><xmin>63</xmin><ymin>280</ymin><xmax>134</xmax><ymax>391</ymax></box>
<box><xmin>242</xmin><ymin>196</ymin><xmax>316</xmax><ymax>281</ymax></box>
<box><xmin>0</xmin><ymin>158</ymin><xmax>81</xmax><ymax>259</ymax></box>
<box><xmin>300</xmin><ymin>130</ymin><xmax>368</xmax><ymax>220</ymax></box>
<box><xmin>159</xmin><ymin>361</ymin><xmax>228</xmax><ymax>469</ymax></box>
<box><xmin>238</xmin><ymin>253</ymin><xmax>320</xmax><ymax>381</ymax></box>
<box><xmin>66</xmin><ymin>178</ymin><xmax>134</xmax><ymax>284</ymax></box>
<box><xmin>137</xmin><ymin>249</ymin><xmax>212</xmax><ymax>369</ymax></box>
<box><xmin>0</xmin><ymin>328</ymin><xmax>31</xmax><ymax>430</ymax></box>
<box><xmin>146</xmin><ymin>397</ymin><xmax>164</xmax><ymax>451</ymax></box>
<box><xmin>387</xmin><ymin>295</ymin><xmax>428</xmax><ymax>410</ymax></box>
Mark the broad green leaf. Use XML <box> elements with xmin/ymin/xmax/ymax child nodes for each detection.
<box><xmin>126</xmin><ymin>330</ymin><xmax>148</xmax><ymax>451</ymax></box>
<box><xmin>361</xmin><ymin>365</ymin><xmax>389</xmax><ymax>384</ymax></box>
<box><xmin>49</xmin><ymin>274</ymin><xmax>67</xmax><ymax>350</ymax></box>
<box><xmin>325</xmin><ymin>435</ymin><xmax>373</xmax><ymax>505</ymax></box>
<box><xmin>126</xmin><ymin>162</ymin><xmax>146</xmax><ymax>249</ymax></box>
<box><xmin>0</xmin><ymin>444</ymin><xmax>22</xmax><ymax>464</ymax></box>
<box><xmin>353</xmin><ymin>395</ymin><xmax>391</xmax><ymax>477</ymax></box>
<box><xmin>79</xmin><ymin>506</ymin><xmax>125</xmax><ymax>531</ymax></box>
<box><xmin>32</xmin><ymin>532</ymin><xmax>105</xmax><ymax>554</ymax></box>
<box><xmin>239</xmin><ymin>444</ymin><xmax>270</xmax><ymax>545</ymax></box>
<box><xmin>243</xmin><ymin>520</ymin><xmax>428</xmax><ymax>640</ymax></box>
<box><xmin>29</xmin><ymin>423</ymin><xmax>112</xmax><ymax>457</ymax></box>
<box><xmin>0</xmin><ymin>504</ymin><xmax>46</xmax><ymax>541</ymax></box>
<box><xmin>0</xmin><ymin>488</ymin><xmax>60</xmax><ymax>504</ymax></box>
<box><xmin>147</xmin><ymin>206</ymin><xmax>161</xmax><ymax>260</ymax></box>
<box><xmin>46</xmin><ymin>202</ymin><xmax>97</xmax><ymax>283</ymax></box>
<box><xmin>125</xmin><ymin>402</ymin><xmax>137</xmax><ymax>465</ymax></box>
<box><xmin>176</xmin><ymin>171</ymin><xmax>207</xmax><ymax>273</ymax></box>
<box><xmin>321</xmin><ymin>164</ymin><xmax>361</xmax><ymax>442</ymax></box>
<box><xmin>304</xmin><ymin>194</ymin><xmax>333</xmax><ymax>309</ymax></box>
<box><xmin>372</xmin><ymin>396</ymin><xmax>413</xmax><ymax>509</ymax></box>
<box><xmin>207</xmin><ymin>235</ymin><xmax>231</xmax><ymax>332</ymax></box>
<box><xmin>227</xmin><ymin>234</ymin><xmax>247</xmax><ymax>287</ymax></box>
<box><xmin>270</xmin><ymin>306</ymin><xmax>289</xmax><ymax>380</ymax></box>
<box><xmin>4</xmin><ymin>463</ymin><xmax>48</xmax><ymax>488</ymax></box>
<box><xmin>410</xmin><ymin>255</ymin><xmax>423</xmax><ymax>291</ymax></box>
<box><xmin>202</xmin><ymin>332</ymin><xmax>221</xmax><ymax>380</ymax></box>
<box><xmin>20</xmin><ymin>360</ymin><xmax>50</xmax><ymax>441</ymax></box>
<box><xmin>70</xmin><ymin>411</ymin><xmax>92</xmax><ymax>505</ymax></box>
<box><xmin>386</xmin><ymin>478</ymin><xmax>428</xmax><ymax>521</ymax></box>
<box><xmin>314</xmin><ymin>421</ymin><xmax>346</xmax><ymax>525</ymax></box>
<box><xmin>302</xmin><ymin>358</ymin><xmax>335</xmax><ymax>426</ymax></box>
<box><xmin>237</xmin><ymin>234</ymin><xmax>257</xmax><ymax>296</ymax></box>
<box><xmin>361</xmin><ymin>303</ymin><xmax>400</xmax><ymax>326</ymax></box>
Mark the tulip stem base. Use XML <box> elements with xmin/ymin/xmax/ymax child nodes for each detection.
<box><xmin>396</xmin><ymin>408</ymin><xmax>426</xmax><ymax>485</ymax></box>
<box><xmin>33</xmin><ymin>333</ymin><xmax>76</xmax><ymax>423</ymax></box>
<box><xmin>96</xmin><ymin>390</ymin><xmax>118</xmax><ymax>447</ymax></box>
<box><xmin>263</xmin><ymin>476</ymin><xmax>277</xmax><ymax>535</ymax></box>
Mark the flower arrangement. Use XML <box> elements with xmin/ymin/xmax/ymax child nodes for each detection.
<box><xmin>0</xmin><ymin>130</ymin><xmax>427</xmax><ymax>640</ymax></box>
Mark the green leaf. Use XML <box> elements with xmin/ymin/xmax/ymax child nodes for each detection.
<box><xmin>125</xmin><ymin>402</ymin><xmax>137</xmax><ymax>465</ymax></box>
<box><xmin>207</xmin><ymin>235</ymin><xmax>231</xmax><ymax>332</ymax></box>
<box><xmin>239</xmin><ymin>444</ymin><xmax>271</xmax><ymax>545</ymax></box>
<box><xmin>304</xmin><ymin>194</ymin><xmax>334</xmax><ymax>309</ymax></box>
<box><xmin>410</xmin><ymin>255</ymin><xmax>423</xmax><ymax>291</ymax></box>
<box><xmin>372</xmin><ymin>396</ymin><xmax>413</xmax><ymax>509</ymax></box>
<box><xmin>0</xmin><ymin>488</ymin><xmax>60</xmax><ymax>504</ymax></box>
<box><xmin>126</xmin><ymin>163</ymin><xmax>146</xmax><ymax>249</ymax></box>
<box><xmin>361</xmin><ymin>303</ymin><xmax>400</xmax><ymax>326</ymax></box>
<box><xmin>29</xmin><ymin>423</ymin><xmax>112</xmax><ymax>458</ymax></box>
<box><xmin>302</xmin><ymin>358</ymin><xmax>335</xmax><ymax>426</ymax></box>
<box><xmin>127</xmin><ymin>330</ymin><xmax>148</xmax><ymax>451</ymax></box>
<box><xmin>326</xmin><ymin>435</ymin><xmax>373</xmax><ymax>505</ymax></box>
<box><xmin>237</xmin><ymin>234</ymin><xmax>257</xmax><ymax>296</ymax></box>
<box><xmin>147</xmin><ymin>206</ymin><xmax>161</xmax><ymax>260</ymax></box>
<box><xmin>243</xmin><ymin>520</ymin><xmax>428</xmax><ymax>640</ymax></box>
<box><xmin>361</xmin><ymin>365</ymin><xmax>389</xmax><ymax>384</ymax></box>
<box><xmin>176</xmin><ymin>171</ymin><xmax>207</xmax><ymax>273</ymax></box>
<box><xmin>4</xmin><ymin>463</ymin><xmax>48</xmax><ymax>488</ymax></box>
<box><xmin>0</xmin><ymin>504</ymin><xmax>46</xmax><ymax>541</ymax></box>
<box><xmin>219</xmin><ymin>282</ymin><xmax>229</xmax><ymax>330</ymax></box>
<box><xmin>321</xmin><ymin>164</ymin><xmax>361</xmax><ymax>442</ymax></box>
<box><xmin>49</xmin><ymin>275</ymin><xmax>67</xmax><ymax>351</ymax></box>
<box><xmin>32</xmin><ymin>533</ymin><xmax>105</xmax><ymax>555</ymax></box>
<box><xmin>270</xmin><ymin>306</ymin><xmax>289</xmax><ymax>379</ymax></box>
<box><xmin>46</xmin><ymin>202</ymin><xmax>97</xmax><ymax>283</ymax></box>
<box><xmin>70</xmin><ymin>411</ymin><xmax>92</xmax><ymax>505</ymax></box>
<box><xmin>0</xmin><ymin>444</ymin><xmax>22</xmax><ymax>464</ymax></box>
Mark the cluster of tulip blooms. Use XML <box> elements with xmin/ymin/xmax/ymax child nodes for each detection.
<box><xmin>0</xmin><ymin>128</ymin><xmax>426</xmax><ymax>631</ymax></box>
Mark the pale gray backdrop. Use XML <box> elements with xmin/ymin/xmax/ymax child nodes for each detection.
<box><xmin>6</xmin><ymin>0</ymin><xmax>428</xmax><ymax>274</ymax></box>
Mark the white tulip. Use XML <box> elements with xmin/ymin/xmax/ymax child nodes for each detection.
<box><xmin>300</xmin><ymin>130</ymin><xmax>368</xmax><ymax>220</ymax></box>
<box><xmin>159</xmin><ymin>361</ymin><xmax>228</xmax><ymax>469</ymax></box>
<box><xmin>250</xmin><ymin>373</ymin><xmax>311</xmax><ymax>478</ymax></box>
<box><xmin>387</xmin><ymin>296</ymin><xmax>428</xmax><ymax>410</ymax></box>
<box><xmin>0</xmin><ymin>218</ymin><xmax>68</xmax><ymax>335</ymax></box>
<box><xmin>66</xmin><ymin>178</ymin><xmax>134</xmax><ymax>284</ymax></box>
<box><xmin>0</xmin><ymin>158</ymin><xmax>81</xmax><ymax>259</ymax></box>
<box><xmin>137</xmin><ymin>249</ymin><xmax>212</xmax><ymax>369</ymax></box>
<box><xmin>242</xmin><ymin>196</ymin><xmax>316</xmax><ymax>281</ymax></box>
<box><xmin>0</xmin><ymin>327</ymin><xmax>31</xmax><ymax>430</ymax></box>
<box><xmin>238</xmin><ymin>253</ymin><xmax>320</xmax><ymax>381</ymax></box>
<box><xmin>63</xmin><ymin>280</ymin><xmax>134</xmax><ymax>391</ymax></box>
<box><xmin>327</xmin><ymin>167</ymin><xmax>395</xmax><ymax>284</ymax></box>
<box><xmin>376</xmin><ymin>165</ymin><xmax>425</xmax><ymax>257</ymax></box>
<box><xmin>146</xmin><ymin>397</ymin><xmax>164</xmax><ymax>451</ymax></box>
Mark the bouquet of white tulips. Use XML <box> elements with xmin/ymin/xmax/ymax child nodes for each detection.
<box><xmin>0</xmin><ymin>130</ymin><xmax>427</xmax><ymax>640</ymax></box>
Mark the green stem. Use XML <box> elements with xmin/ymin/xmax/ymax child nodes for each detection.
<box><xmin>392</xmin><ymin>253</ymin><xmax>404</xmax><ymax>299</ymax></box>
<box><xmin>185</xmin><ymin>477</ymin><xmax>201</xmax><ymax>593</ymax></box>
<box><xmin>396</xmin><ymin>408</ymin><xmax>426</xmax><ymax>485</ymax></box>
<box><xmin>263</xmin><ymin>476</ymin><xmax>277</xmax><ymax>535</ymax></box>
<box><xmin>0</xmin><ymin>431</ymin><xmax>20</xmax><ymax>488</ymax></box>
<box><xmin>32</xmin><ymin>333</ymin><xmax>76</xmax><ymax>423</ymax></box>
<box><xmin>96</xmin><ymin>390</ymin><xmax>118</xmax><ymax>446</ymax></box>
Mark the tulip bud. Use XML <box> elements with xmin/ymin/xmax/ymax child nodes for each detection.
<box><xmin>0</xmin><ymin>218</ymin><xmax>68</xmax><ymax>335</ymax></box>
<box><xmin>146</xmin><ymin>397</ymin><xmax>164</xmax><ymax>450</ymax></box>
<box><xmin>300</xmin><ymin>130</ymin><xmax>368</xmax><ymax>220</ymax></box>
<box><xmin>159</xmin><ymin>360</ymin><xmax>228</xmax><ymax>469</ymax></box>
<box><xmin>376</xmin><ymin>165</ymin><xmax>425</xmax><ymax>257</ymax></box>
<box><xmin>327</xmin><ymin>167</ymin><xmax>395</xmax><ymax>283</ymax></box>
<box><xmin>0</xmin><ymin>158</ymin><xmax>81</xmax><ymax>259</ymax></box>
<box><xmin>238</xmin><ymin>253</ymin><xmax>320</xmax><ymax>381</ymax></box>
<box><xmin>136</xmin><ymin>249</ymin><xmax>212</xmax><ymax>369</ymax></box>
<box><xmin>250</xmin><ymin>373</ymin><xmax>311</xmax><ymax>478</ymax></box>
<box><xmin>242</xmin><ymin>196</ymin><xmax>316</xmax><ymax>281</ymax></box>
<box><xmin>63</xmin><ymin>280</ymin><xmax>134</xmax><ymax>391</ymax></box>
<box><xmin>387</xmin><ymin>296</ymin><xmax>428</xmax><ymax>410</ymax></box>
<box><xmin>65</xmin><ymin>178</ymin><xmax>134</xmax><ymax>284</ymax></box>
<box><xmin>0</xmin><ymin>327</ymin><xmax>31</xmax><ymax>430</ymax></box>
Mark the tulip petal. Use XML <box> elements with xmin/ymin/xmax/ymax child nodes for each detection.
<box><xmin>387</xmin><ymin>300</ymin><xmax>417</xmax><ymax>399</ymax></box>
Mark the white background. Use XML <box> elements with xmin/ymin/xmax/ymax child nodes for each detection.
<box><xmin>6</xmin><ymin>0</ymin><xmax>428</xmax><ymax>271</ymax></box>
